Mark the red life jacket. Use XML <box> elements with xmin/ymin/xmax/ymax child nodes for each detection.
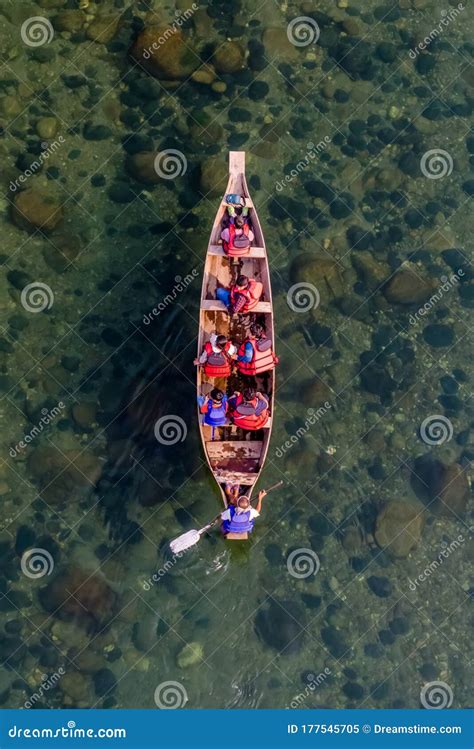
<box><xmin>223</xmin><ymin>223</ymin><xmax>250</xmax><ymax>257</ymax></box>
<box><xmin>203</xmin><ymin>341</ymin><xmax>232</xmax><ymax>377</ymax></box>
<box><xmin>230</xmin><ymin>279</ymin><xmax>263</xmax><ymax>313</ymax></box>
<box><xmin>232</xmin><ymin>394</ymin><xmax>269</xmax><ymax>430</ymax></box>
<box><xmin>237</xmin><ymin>336</ymin><xmax>276</xmax><ymax>376</ymax></box>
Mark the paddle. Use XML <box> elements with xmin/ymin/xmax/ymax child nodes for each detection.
<box><xmin>169</xmin><ymin>480</ymin><xmax>284</xmax><ymax>554</ymax></box>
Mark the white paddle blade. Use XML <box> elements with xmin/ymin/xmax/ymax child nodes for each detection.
<box><xmin>170</xmin><ymin>529</ymin><xmax>200</xmax><ymax>554</ymax></box>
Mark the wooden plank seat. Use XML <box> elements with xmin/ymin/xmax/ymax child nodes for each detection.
<box><xmin>215</xmin><ymin>471</ymin><xmax>258</xmax><ymax>485</ymax></box>
<box><xmin>225</xmin><ymin>532</ymin><xmax>249</xmax><ymax>541</ymax></box>
<box><xmin>202</xmin><ymin>419</ymin><xmax>272</xmax><ymax>437</ymax></box>
<box><xmin>208</xmin><ymin>245</ymin><xmax>266</xmax><ymax>258</ymax></box>
<box><xmin>201</xmin><ymin>300</ymin><xmax>272</xmax><ymax>313</ymax></box>
<box><xmin>206</xmin><ymin>441</ymin><xmax>262</xmax><ymax>459</ymax></box>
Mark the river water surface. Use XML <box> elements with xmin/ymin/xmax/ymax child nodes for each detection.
<box><xmin>0</xmin><ymin>0</ymin><xmax>472</xmax><ymax>712</ymax></box>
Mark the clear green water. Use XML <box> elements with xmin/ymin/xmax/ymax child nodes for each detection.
<box><xmin>0</xmin><ymin>0</ymin><xmax>472</xmax><ymax>712</ymax></box>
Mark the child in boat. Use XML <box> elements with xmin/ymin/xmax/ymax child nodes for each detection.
<box><xmin>216</xmin><ymin>274</ymin><xmax>263</xmax><ymax>316</ymax></box>
<box><xmin>199</xmin><ymin>388</ymin><xmax>228</xmax><ymax>427</ymax></box>
<box><xmin>221</xmin><ymin>490</ymin><xmax>267</xmax><ymax>535</ymax></box>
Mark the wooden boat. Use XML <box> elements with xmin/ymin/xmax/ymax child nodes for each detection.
<box><xmin>197</xmin><ymin>151</ymin><xmax>274</xmax><ymax>540</ymax></box>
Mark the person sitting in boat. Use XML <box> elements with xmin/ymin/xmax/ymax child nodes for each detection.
<box><xmin>194</xmin><ymin>333</ymin><xmax>237</xmax><ymax>378</ymax></box>
<box><xmin>216</xmin><ymin>275</ymin><xmax>263</xmax><ymax>316</ymax></box>
<box><xmin>221</xmin><ymin>210</ymin><xmax>254</xmax><ymax>257</ymax></box>
<box><xmin>199</xmin><ymin>388</ymin><xmax>228</xmax><ymax>427</ymax></box>
<box><xmin>237</xmin><ymin>323</ymin><xmax>279</xmax><ymax>377</ymax></box>
<box><xmin>228</xmin><ymin>387</ymin><xmax>269</xmax><ymax>430</ymax></box>
<box><xmin>224</xmin><ymin>483</ymin><xmax>240</xmax><ymax>506</ymax></box>
<box><xmin>221</xmin><ymin>490</ymin><xmax>267</xmax><ymax>536</ymax></box>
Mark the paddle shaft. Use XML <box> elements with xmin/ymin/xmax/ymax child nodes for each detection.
<box><xmin>261</xmin><ymin>480</ymin><xmax>284</xmax><ymax>494</ymax></box>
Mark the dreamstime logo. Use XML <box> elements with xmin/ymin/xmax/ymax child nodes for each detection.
<box><xmin>154</xmin><ymin>681</ymin><xmax>188</xmax><ymax>709</ymax></box>
<box><xmin>25</xmin><ymin>667</ymin><xmax>65</xmax><ymax>708</ymax></box>
<box><xmin>9</xmin><ymin>401</ymin><xmax>65</xmax><ymax>458</ymax></box>
<box><xmin>408</xmin><ymin>531</ymin><xmax>472</xmax><ymax>591</ymax></box>
<box><xmin>409</xmin><ymin>269</ymin><xmax>464</xmax><ymax>326</ymax></box>
<box><xmin>21</xmin><ymin>548</ymin><xmax>54</xmax><ymax>579</ymax></box>
<box><xmin>287</xmin><ymin>668</ymin><xmax>331</xmax><ymax>708</ymax></box>
<box><xmin>287</xmin><ymin>548</ymin><xmax>320</xmax><ymax>579</ymax></box>
<box><xmin>409</xmin><ymin>4</ymin><xmax>465</xmax><ymax>58</ymax></box>
<box><xmin>276</xmin><ymin>138</ymin><xmax>331</xmax><ymax>192</ymax></box>
<box><xmin>287</xmin><ymin>16</ymin><xmax>320</xmax><ymax>46</ymax></box>
<box><xmin>420</xmin><ymin>149</ymin><xmax>453</xmax><ymax>180</ymax></box>
<box><xmin>287</xmin><ymin>282</ymin><xmax>320</xmax><ymax>313</ymax></box>
<box><xmin>9</xmin><ymin>137</ymin><xmax>65</xmax><ymax>192</ymax></box>
<box><xmin>142</xmin><ymin>551</ymin><xmax>186</xmax><ymax>590</ymax></box>
<box><xmin>21</xmin><ymin>282</ymin><xmax>54</xmax><ymax>313</ymax></box>
<box><xmin>420</xmin><ymin>681</ymin><xmax>453</xmax><ymax>709</ymax></box>
<box><xmin>419</xmin><ymin>415</ymin><xmax>453</xmax><ymax>445</ymax></box>
<box><xmin>142</xmin><ymin>3</ymin><xmax>198</xmax><ymax>59</ymax></box>
<box><xmin>275</xmin><ymin>403</ymin><xmax>332</xmax><ymax>458</ymax></box>
<box><xmin>21</xmin><ymin>16</ymin><xmax>54</xmax><ymax>47</ymax></box>
<box><xmin>143</xmin><ymin>269</ymin><xmax>198</xmax><ymax>325</ymax></box>
<box><xmin>154</xmin><ymin>149</ymin><xmax>187</xmax><ymax>179</ymax></box>
<box><xmin>154</xmin><ymin>415</ymin><xmax>187</xmax><ymax>445</ymax></box>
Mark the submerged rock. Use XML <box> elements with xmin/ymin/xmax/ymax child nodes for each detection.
<box><xmin>375</xmin><ymin>500</ymin><xmax>424</xmax><ymax>558</ymax></box>
<box><xmin>411</xmin><ymin>457</ymin><xmax>469</xmax><ymax>517</ymax></box>
<box><xmin>53</xmin><ymin>10</ymin><xmax>86</xmax><ymax>33</ymax></box>
<box><xmin>422</xmin><ymin>324</ymin><xmax>454</xmax><ymax>347</ymax></box>
<box><xmin>367</xmin><ymin>575</ymin><xmax>392</xmax><ymax>598</ymax></box>
<box><xmin>60</xmin><ymin>671</ymin><xmax>90</xmax><ymax>703</ymax></box>
<box><xmin>383</xmin><ymin>270</ymin><xmax>436</xmax><ymax>305</ymax></box>
<box><xmin>86</xmin><ymin>16</ymin><xmax>120</xmax><ymax>44</ymax></box>
<box><xmin>255</xmin><ymin>599</ymin><xmax>305</xmax><ymax>654</ymax></box>
<box><xmin>39</xmin><ymin>568</ymin><xmax>117</xmax><ymax>631</ymax></box>
<box><xmin>290</xmin><ymin>253</ymin><xmax>346</xmax><ymax>300</ymax></box>
<box><xmin>129</xmin><ymin>27</ymin><xmax>199</xmax><ymax>80</ymax></box>
<box><xmin>434</xmin><ymin>463</ymin><xmax>469</xmax><ymax>517</ymax></box>
<box><xmin>93</xmin><ymin>668</ymin><xmax>117</xmax><ymax>697</ymax></box>
<box><xmin>352</xmin><ymin>252</ymin><xmax>389</xmax><ymax>290</ymax></box>
<box><xmin>213</xmin><ymin>41</ymin><xmax>245</xmax><ymax>73</ymax></box>
<box><xmin>12</xmin><ymin>189</ymin><xmax>64</xmax><ymax>233</ymax></box>
<box><xmin>125</xmin><ymin>152</ymin><xmax>161</xmax><ymax>185</ymax></box>
<box><xmin>28</xmin><ymin>446</ymin><xmax>103</xmax><ymax>505</ymax></box>
<box><xmin>176</xmin><ymin>642</ymin><xmax>203</xmax><ymax>668</ymax></box>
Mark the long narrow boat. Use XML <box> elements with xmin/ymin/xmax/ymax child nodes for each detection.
<box><xmin>197</xmin><ymin>151</ymin><xmax>274</xmax><ymax>540</ymax></box>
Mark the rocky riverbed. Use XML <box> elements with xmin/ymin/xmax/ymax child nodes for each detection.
<box><xmin>0</xmin><ymin>0</ymin><xmax>472</xmax><ymax>711</ymax></box>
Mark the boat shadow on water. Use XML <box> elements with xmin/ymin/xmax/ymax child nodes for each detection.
<box><xmin>96</xmin><ymin>309</ymin><xmax>202</xmax><ymax>546</ymax></box>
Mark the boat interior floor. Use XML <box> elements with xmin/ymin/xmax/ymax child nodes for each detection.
<box><xmin>201</xmin><ymin>425</ymin><xmax>269</xmax><ymax>442</ymax></box>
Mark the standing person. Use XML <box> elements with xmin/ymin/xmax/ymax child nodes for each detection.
<box><xmin>221</xmin><ymin>490</ymin><xmax>267</xmax><ymax>536</ymax></box>
<box><xmin>237</xmin><ymin>323</ymin><xmax>279</xmax><ymax>376</ymax></box>
<box><xmin>194</xmin><ymin>333</ymin><xmax>236</xmax><ymax>378</ymax></box>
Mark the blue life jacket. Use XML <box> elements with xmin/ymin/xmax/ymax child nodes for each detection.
<box><xmin>204</xmin><ymin>396</ymin><xmax>227</xmax><ymax>427</ymax></box>
<box><xmin>222</xmin><ymin>505</ymin><xmax>255</xmax><ymax>534</ymax></box>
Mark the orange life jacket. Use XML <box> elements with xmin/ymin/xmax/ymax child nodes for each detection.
<box><xmin>232</xmin><ymin>394</ymin><xmax>269</xmax><ymax>430</ymax></box>
<box><xmin>223</xmin><ymin>223</ymin><xmax>250</xmax><ymax>257</ymax></box>
<box><xmin>237</xmin><ymin>336</ymin><xmax>276</xmax><ymax>376</ymax></box>
<box><xmin>230</xmin><ymin>279</ymin><xmax>263</xmax><ymax>313</ymax></box>
<box><xmin>203</xmin><ymin>340</ymin><xmax>232</xmax><ymax>377</ymax></box>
